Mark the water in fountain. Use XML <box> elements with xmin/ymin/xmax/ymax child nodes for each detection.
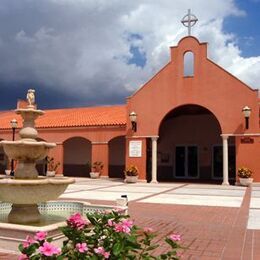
<box><xmin>0</xmin><ymin>89</ymin><xmax>75</xmax><ymax>224</ymax></box>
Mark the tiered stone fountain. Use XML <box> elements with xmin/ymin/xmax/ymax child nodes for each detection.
<box><xmin>0</xmin><ymin>90</ymin><xmax>75</xmax><ymax>224</ymax></box>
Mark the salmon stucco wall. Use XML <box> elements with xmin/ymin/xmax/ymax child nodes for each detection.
<box><xmin>125</xmin><ymin>138</ymin><xmax>147</xmax><ymax>181</ymax></box>
<box><xmin>236</xmin><ymin>136</ymin><xmax>260</xmax><ymax>182</ymax></box>
<box><xmin>0</xmin><ymin>125</ymin><xmax>126</xmax><ymax>177</ymax></box>
<box><xmin>126</xmin><ymin>36</ymin><xmax>259</xmax><ymax>137</ymax></box>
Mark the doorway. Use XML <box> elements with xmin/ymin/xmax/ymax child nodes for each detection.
<box><xmin>175</xmin><ymin>145</ymin><xmax>199</xmax><ymax>178</ymax></box>
<box><xmin>212</xmin><ymin>145</ymin><xmax>236</xmax><ymax>183</ymax></box>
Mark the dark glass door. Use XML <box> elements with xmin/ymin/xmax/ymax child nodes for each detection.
<box><xmin>213</xmin><ymin>146</ymin><xmax>222</xmax><ymax>178</ymax></box>
<box><xmin>175</xmin><ymin>146</ymin><xmax>198</xmax><ymax>178</ymax></box>
<box><xmin>213</xmin><ymin>145</ymin><xmax>236</xmax><ymax>180</ymax></box>
<box><xmin>175</xmin><ymin>146</ymin><xmax>185</xmax><ymax>177</ymax></box>
<box><xmin>187</xmin><ymin>146</ymin><xmax>198</xmax><ymax>177</ymax></box>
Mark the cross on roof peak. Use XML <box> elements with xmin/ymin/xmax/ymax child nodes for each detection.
<box><xmin>181</xmin><ymin>9</ymin><xmax>198</xmax><ymax>36</ymax></box>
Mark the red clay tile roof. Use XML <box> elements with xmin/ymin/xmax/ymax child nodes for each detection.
<box><xmin>0</xmin><ymin>105</ymin><xmax>127</xmax><ymax>129</ymax></box>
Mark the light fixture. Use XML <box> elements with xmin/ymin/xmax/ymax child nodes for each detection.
<box><xmin>10</xmin><ymin>118</ymin><xmax>18</xmax><ymax>129</ymax></box>
<box><xmin>242</xmin><ymin>106</ymin><xmax>251</xmax><ymax>129</ymax></box>
<box><xmin>10</xmin><ymin>118</ymin><xmax>18</xmax><ymax>176</ymax></box>
<box><xmin>129</xmin><ymin>111</ymin><xmax>137</xmax><ymax>132</ymax></box>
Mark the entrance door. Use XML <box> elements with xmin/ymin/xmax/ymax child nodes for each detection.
<box><xmin>175</xmin><ymin>146</ymin><xmax>198</xmax><ymax>178</ymax></box>
<box><xmin>212</xmin><ymin>145</ymin><xmax>236</xmax><ymax>180</ymax></box>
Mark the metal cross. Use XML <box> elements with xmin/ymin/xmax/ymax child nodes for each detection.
<box><xmin>181</xmin><ymin>9</ymin><xmax>198</xmax><ymax>36</ymax></box>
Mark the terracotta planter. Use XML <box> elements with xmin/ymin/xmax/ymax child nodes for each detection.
<box><xmin>90</xmin><ymin>172</ymin><xmax>100</xmax><ymax>179</ymax></box>
<box><xmin>46</xmin><ymin>171</ymin><xmax>56</xmax><ymax>177</ymax></box>
<box><xmin>125</xmin><ymin>175</ymin><xmax>138</xmax><ymax>183</ymax></box>
<box><xmin>5</xmin><ymin>170</ymin><xmax>11</xmax><ymax>176</ymax></box>
<box><xmin>239</xmin><ymin>177</ymin><xmax>253</xmax><ymax>186</ymax></box>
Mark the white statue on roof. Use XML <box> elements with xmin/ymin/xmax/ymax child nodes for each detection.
<box><xmin>26</xmin><ymin>89</ymin><xmax>35</xmax><ymax>107</ymax></box>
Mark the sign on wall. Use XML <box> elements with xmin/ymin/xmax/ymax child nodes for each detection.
<box><xmin>241</xmin><ymin>137</ymin><xmax>254</xmax><ymax>144</ymax></box>
<box><xmin>129</xmin><ymin>140</ymin><xmax>142</xmax><ymax>157</ymax></box>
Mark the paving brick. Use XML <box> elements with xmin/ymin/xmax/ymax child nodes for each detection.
<box><xmin>0</xmin><ymin>181</ymin><xmax>258</xmax><ymax>259</ymax></box>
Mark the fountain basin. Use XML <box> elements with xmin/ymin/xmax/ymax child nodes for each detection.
<box><xmin>0</xmin><ymin>200</ymin><xmax>127</xmax><ymax>252</ymax></box>
<box><xmin>0</xmin><ymin>177</ymin><xmax>75</xmax><ymax>204</ymax></box>
<box><xmin>1</xmin><ymin>140</ymin><xmax>56</xmax><ymax>161</ymax></box>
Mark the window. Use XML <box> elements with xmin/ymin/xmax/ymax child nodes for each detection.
<box><xmin>183</xmin><ymin>51</ymin><xmax>194</xmax><ymax>76</ymax></box>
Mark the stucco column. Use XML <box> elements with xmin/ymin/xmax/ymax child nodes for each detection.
<box><xmin>91</xmin><ymin>142</ymin><xmax>109</xmax><ymax>178</ymax></box>
<box><xmin>151</xmin><ymin>137</ymin><xmax>158</xmax><ymax>183</ymax></box>
<box><xmin>222</xmin><ymin>136</ymin><xmax>229</xmax><ymax>185</ymax></box>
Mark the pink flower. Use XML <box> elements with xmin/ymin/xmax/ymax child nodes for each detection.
<box><xmin>18</xmin><ymin>254</ymin><xmax>29</xmax><ymax>260</ymax></box>
<box><xmin>94</xmin><ymin>246</ymin><xmax>110</xmax><ymax>259</ymax></box>
<box><xmin>114</xmin><ymin>219</ymin><xmax>133</xmax><ymax>233</ymax></box>
<box><xmin>22</xmin><ymin>235</ymin><xmax>35</xmax><ymax>248</ymax></box>
<box><xmin>143</xmin><ymin>227</ymin><xmax>154</xmax><ymax>233</ymax></box>
<box><xmin>67</xmin><ymin>212</ymin><xmax>90</xmax><ymax>230</ymax></box>
<box><xmin>169</xmin><ymin>234</ymin><xmax>181</xmax><ymax>241</ymax></box>
<box><xmin>94</xmin><ymin>246</ymin><xmax>104</xmax><ymax>254</ymax></box>
<box><xmin>103</xmin><ymin>251</ymin><xmax>111</xmax><ymax>259</ymax></box>
<box><xmin>34</xmin><ymin>231</ymin><xmax>47</xmax><ymax>241</ymax></box>
<box><xmin>107</xmin><ymin>219</ymin><xmax>114</xmax><ymax>226</ymax></box>
<box><xmin>39</xmin><ymin>242</ymin><xmax>61</xmax><ymax>256</ymax></box>
<box><xmin>76</xmin><ymin>242</ymin><xmax>88</xmax><ymax>253</ymax></box>
<box><xmin>122</xmin><ymin>219</ymin><xmax>133</xmax><ymax>228</ymax></box>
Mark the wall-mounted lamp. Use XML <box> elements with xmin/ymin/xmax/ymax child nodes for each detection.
<box><xmin>129</xmin><ymin>111</ymin><xmax>137</xmax><ymax>132</ymax></box>
<box><xmin>10</xmin><ymin>118</ymin><xmax>18</xmax><ymax>176</ymax></box>
<box><xmin>242</xmin><ymin>106</ymin><xmax>251</xmax><ymax>130</ymax></box>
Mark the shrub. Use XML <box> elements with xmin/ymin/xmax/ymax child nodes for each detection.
<box><xmin>18</xmin><ymin>210</ymin><xmax>183</xmax><ymax>259</ymax></box>
<box><xmin>237</xmin><ymin>167</ymin><xmax>253</xmax><ymax>178</ymax></box>
<box><xmin>91</xmin><ymin>161</ymin><xmax>104</xmax><ymax>173</ymax></box>
<box><xmin>46</xmin><ymin>156</ymin><xmax>60</xmax><ymax>172</ymax></box>
<box><xmin>124</xmin><ymin>165</ymin><xmax>139</xmax><ymax>176</ymax></box>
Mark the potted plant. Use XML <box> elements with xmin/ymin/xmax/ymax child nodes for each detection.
<box><xmin>238</xmin><ymin>166</ymin><xmax>253</xmax><ymax>186</ymax></box>
<box><xmin>46</xmin><ymin>156</ymin><xmax>60</xmax><ymax>177</ymax></box>
<box><xmin>90</xmin><ymin>161</ymin><xmax>104</xmax><ymax>178</ymax></box>
<box><xmin>124</xmin><ymin>165</ymin><xmax>139</xmax><ymax>183</ymax></box>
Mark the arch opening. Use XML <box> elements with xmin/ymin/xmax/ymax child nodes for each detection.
<box><xmin>63</xmin><ymin>137</ymin><xmax>92</xmax><ymax>177</ymax></box>
<box><xmin>154</xmin><ymin>105</ymin><xmax>235</xmax><ymax>183</ymax></box>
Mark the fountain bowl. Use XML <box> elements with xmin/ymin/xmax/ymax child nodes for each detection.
<box><xmin>1</xmin><ymin>140</ymin><xmax>56</xmax><ymax>161</ymax></box>
<box><xmin>0</xmin><ymin>177</ymin><xmax>75</xmax><ymax>204</ymax></box>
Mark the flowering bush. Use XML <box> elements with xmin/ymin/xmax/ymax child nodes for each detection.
<box><xmin>238</xmin><ymin>167</ymin><xmax>253</xmax><ymax>178</ymax></box>
<box><xmin>46</xmin><ymin>156</ymin><xmax>60</xmax><ymax>172</ymax></box>
<box><xmin>124</xmin><ymin>165</ymin><xmax>139</xmax><ymax>176</ymax></box>
<box><xmin>91</xmin><ymin>161</ymin><xmax>104</xmax><ymax>173</ymax></box>
<box><xmin>18</xmin><ymin>210</ymin><xmax>183</xmax><ymax>259</ymax></box>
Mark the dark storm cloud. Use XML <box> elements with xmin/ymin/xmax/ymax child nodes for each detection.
<box><xmin>0</xmin><ymin>0</ymin><xmax>258</xmax><ymax>110</ymax></box>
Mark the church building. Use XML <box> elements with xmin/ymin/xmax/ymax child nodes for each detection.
<box><xmin>0</xmin><ymin>35</ymin><xmax>259</xmax><ymax>185</ymax></box>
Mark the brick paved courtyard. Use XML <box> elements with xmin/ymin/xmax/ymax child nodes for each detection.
<box><xmin>1</xmin><ymin>178</ymin><xmax>259</xmax><ymax>259</ymax></box>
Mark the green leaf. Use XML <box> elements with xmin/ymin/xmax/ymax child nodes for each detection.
<box><xmin>26</xmin><ymin>244</ymin><xmax>37</xmax><ymax>255</ymax></box>
<box><xmin>145</xmin><ymin>245</ymin><xmax>159</xmax><ymax>251</ymax></box>
<box><xmin>46</xmin><ymin>237</ymin><xmax>53</xmax><ymax>243</ymax></box>
<box><xmin>18</xmin><ymin>243</ymin><xmax>24</xmax><ymax>252</ymax></box>
<box><xmin>112</xmin><ymin>241</ymin><xmax>124</xmax><ymax>256</ymax></box>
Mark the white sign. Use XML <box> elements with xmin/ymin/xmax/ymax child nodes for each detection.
<box><xmin>129</xmin><ymin>140</ymin><xmax>142</xmax><ymax>157</ymax></box>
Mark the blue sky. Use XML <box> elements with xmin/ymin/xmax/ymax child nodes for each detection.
<box><xmin>0</xmin><ymin>0</ymin><xmax>259</xmax><ymax>110</ymax></box>
<box><xmin>223</xmin><ymin>0</ymin><xmax>260</xmax><ymax>57</ymax></box>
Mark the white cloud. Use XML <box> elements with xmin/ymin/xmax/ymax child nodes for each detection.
<box><xmin>0</xmin><ymin>0</ymin><xmax>258</xmax><ymax>107</ymax></box>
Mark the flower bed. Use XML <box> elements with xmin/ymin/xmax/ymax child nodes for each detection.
<box><xmin>18</xmin><ymin>210</ymin><xmax>183</xmax><ymax>259</ymax></box>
